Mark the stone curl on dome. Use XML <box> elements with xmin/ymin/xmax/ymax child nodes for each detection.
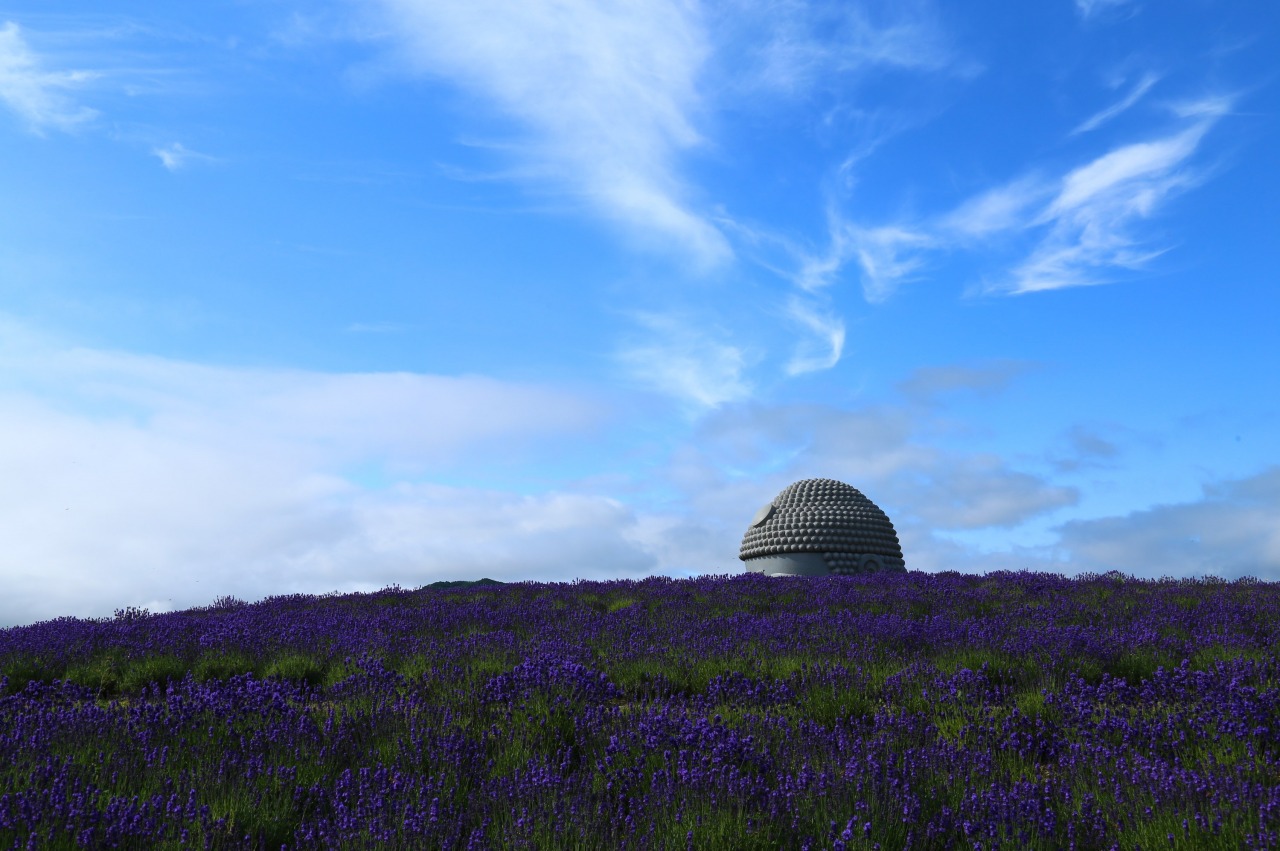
<box><xmin>739</xmin><ymin>477</ymin><xmax>905</xmax><ymax>575</ymax></box>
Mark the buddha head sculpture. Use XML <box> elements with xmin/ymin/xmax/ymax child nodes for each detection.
<box><xmin>739</xmin><ymin>478</ymin><xmax>906</xmax><ymax>576</ymax></box>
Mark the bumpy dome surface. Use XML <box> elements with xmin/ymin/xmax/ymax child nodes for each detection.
<box><xmin>739</xmin><ymin>478</ymin><xmax>906</xmax><ymax>575</ymax></box>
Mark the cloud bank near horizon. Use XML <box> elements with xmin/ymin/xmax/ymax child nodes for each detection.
<box><xmin>2</xmin><ymin>324</ymin><xmax>1274</xmax><ymax>628</ymax></box>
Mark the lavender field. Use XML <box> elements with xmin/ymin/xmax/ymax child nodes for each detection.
<box><xmin>1</xmin><ymin>570</ymin><xmax>1277</xmax><ymax>850</ymax></box>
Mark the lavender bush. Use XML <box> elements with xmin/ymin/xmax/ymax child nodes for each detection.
<box><xmin>1</xmin><ymin>569</ymin><xmax>1277</xmax><ymax>849</ymax></box>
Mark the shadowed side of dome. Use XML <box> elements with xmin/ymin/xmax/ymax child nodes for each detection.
<box><xmin>739</xmin><ymin>478</ymin><xmax>906</xmax><ymax>576</ymax></box>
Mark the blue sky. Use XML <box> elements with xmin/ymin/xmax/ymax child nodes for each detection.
<box><xmin>1</xmin><ymin>0</ymin><xmax>1277</xmax><ymax>627</ymax></box>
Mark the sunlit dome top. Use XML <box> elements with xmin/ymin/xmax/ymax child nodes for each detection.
<box><xmin>739</xmin><ymin>478</ymin><xmax>905</xmax><ymax>575</ymax></box>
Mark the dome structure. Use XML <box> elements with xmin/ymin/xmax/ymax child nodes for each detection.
<box><xmin>739</xmin><ymin>478</ymin><xmax>906</xmax><ymax>576</ymax></box>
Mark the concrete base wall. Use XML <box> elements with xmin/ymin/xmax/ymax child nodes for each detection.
<box><xmin>741</xmin><ymin>553</ymin><xmax>830</xmax><ymax>577</ymax></box>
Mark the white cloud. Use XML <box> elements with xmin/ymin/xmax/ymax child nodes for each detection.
<box><xmin>850</xmin><ymin>225</ymin><xmax>933</xmax><ymax>302</ymax></box>
<box><xmin>703</xmin><ymin>0</ymin><xmax>971</xmax><ymax>100</ymax></box>
<box><xmin>0</xmin><ymin>350</ymin><xmax>607</xmax><ymax>474</ymax></box>
<box><xmin>997</xmin><ymin>118</ymin><xmax>1216</xmax><ymax>294</ymax></box>
<box><xmin>0</xmin><ymin>413</ymin><xmax>667</xmax><ymax>627</ymax></box>
<box><xmin>0</xmin><ymin>318</ymin><xmax>647</xmax><ymax>626</ymax></box>
<box><xmin>152</xmin><ymin>142</ymin><xmax>215</xmax><ymax>171</ymax></box>
<box><xmin>900</xmin><ymin>453</ymin><xmax>1079</xmax><ymax>529</ymax></box>
<box><xmin>938</xmin><ymin>176</ymin><xmax>1051</xmax><ymax>239</ymax></box>
<box><xmin>369</xmin><ymin>0</ymin><xmax>731</xmax><ymax>271</ymax></box>
<box><xmin>1054</xmin><ymin>467</ymin><xmax>1280</xmax><ymax>580</ymax></box>
<box><xmin>783</xmin><ymin>297</ymin><xmax>845</xmax><ymax>376</ymax></box>
<box><xmin>1167</xmin><ymin>94</ymin><xmax>1235</xmax><ymax>121</ymax></box>
<box><xmin>1074</xmin><ymin>0</ymin><xmax>1139</xmax><ymax>20</ymax></box>
<box><xmin>358</xmin><ymin>0</ymin><xmax>972</xmax><ymax>279</ymax></box>
<box><xmin>794</xmin><ymin>227</ymin><xmax>850</xmax><ymax>293</ymax></box>
<box><xmin>320</xmin><ymin>485</ymin><xmax>659</xmax><ymax>586</ymax></box>
<box><xmin>613</xmin><ymin>311</ymin><xmax>755</xmax><ymax>411</ymax></box>
<box><xmin>0</xmin><ymin>21</ymin><xmax>98</xmax><ymax>134</ymax></box>
<box><xmin>1072</xmin><ymin>71</ymin><xmax>1159</xmax><ymax>135</ymax></box>
<box><xmin>788</xmin><ymin>73</ymin><xmax>1231</xmax><ymax>298</ymax></box>
<box><xmin>1047</xmin><ymin>124</ymin><xmax>1207</xmax><ymax>217</ymax></box>
<box><xmin>931</xmin><ymin>98</ymin><xmax>1231</xmax><ymax>295</ymax></box>
<box><xmin>793</xmin><ymin>203</ymin><xmax>933</xmax><ymax>302</ymax></box>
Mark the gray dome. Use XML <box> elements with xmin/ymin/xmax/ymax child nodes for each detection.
<box><xmin>739</xmin><ymin>478</ymin><xmax>906</xmax><ymax>576</ymax></box>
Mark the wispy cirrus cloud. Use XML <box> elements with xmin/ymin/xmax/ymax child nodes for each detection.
<box><xmin>783</xmin><ymin>297</ymin><xmax>845</xmax><ymax>377</ymax></box>
<box><xmin>152</xmin><ymin>141</ymin><xmax>217</xmax><ymax>171</ymax></box>
<box><xmin>1000</xmin><ymin>112</ymin><xmax>1222</xmax><ymax>294</ymax></box>
<box><xmin>1072</xmin><ymin>71</ymin><xmax>1160</xmax><ymax>135</ymax></box>
<box><xmin>367</xmin><ymin>0</ymin><xmax>731</xmax><ymax>272</ymax></box>
<box><xmin>613</xmin><ymin>311</ymin><xmax>756</xmax><ymax>412</ymax></box>
<box><xmin>705</xmin><ymin>0</ymin><xmax>973</xmax><ymax>99</ymax></box>
<box><xmin>937</xmin><ymin>175</ymin><xmax>1051</xmax><ymax>240</ymax></box>
<box><xmin>1048</xmin><ymin>123</ymin><xmax>1207</xmax><ymax>216</ymax></box>
<box><xmin>1074</xmin><ymin>0</ymin><xmax>1140</xmax><ymax>21</ymax></box>
<box><xmin>790</xmin><ymin>91</ymin><xmax>1233</xmax><ymax>301</ymax></box>
<box><xmin>358</xmin><ymin>0</ymin><xmax>973</xmax><ymax>387</ymax></box>
<box><xmin>976</xmin><ymin>92</ymin><xmax>1234</xmax><ymax>295</ymax></box>
<box><xmin>848</xmin><ymin>225</ymin><xmax>936</xmax><ymax>302</ymax></box>
<box><xmin>793</xmin><ymin>208</ymin><xmax>933</xmax><ymax>302</ymax></box>
<box><xmin>0</xmin><ymin>21</ymin><xmax>98</xmax><ymax>134</ymax></box>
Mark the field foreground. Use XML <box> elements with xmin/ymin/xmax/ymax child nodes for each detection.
<box><xmin>1</xmin><ymin>569</ymin><xmax>1278</xmax><ymax>850</ymax></box>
